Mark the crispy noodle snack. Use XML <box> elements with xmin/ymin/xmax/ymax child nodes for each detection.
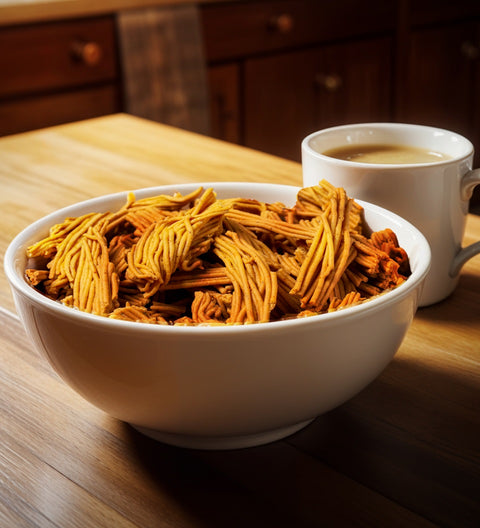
<box><xmin>25</xmin><ymin>180</ymin><xmax>411</xmax><ymax>325</ymax></box>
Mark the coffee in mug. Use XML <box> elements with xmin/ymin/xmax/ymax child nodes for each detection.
<box><xmin>322</xmin><ymin>144</ymin><xmax>451</xmax><ymax>164</ymax></box>
<box><xmin>302</xmin><ymin>123</ymin><xmax>480</xmax><ymax>306</ymax></box>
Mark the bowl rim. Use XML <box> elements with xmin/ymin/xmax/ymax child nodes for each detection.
<box><xmin>4</xmin><ymin>181</ymin><xmax>431</xmax><ymax>336</ymax></box>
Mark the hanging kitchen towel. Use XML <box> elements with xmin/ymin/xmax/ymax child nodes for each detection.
<box><xmin>116</xmin><ymin>4</ymin><xmax>210</xmax><ymax>135</ymax></box>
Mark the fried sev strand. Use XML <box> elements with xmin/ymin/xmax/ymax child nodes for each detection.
<box><xmin>110</xmin><ymin>188</ymin><xmax>207</xmax><ymax>236</ymax></box>
<box><xmin>296</xmin><ymin>180</ymin><xmax>363</xmax><ymax>234</ymax></box>
<box><xmin>290</xmin><ymin>212</ymin><xmax>332</xmax><ymax>298</ymax></box>
<box><xmin>328</xmin><ymin>291</ymin><xmax>363</xmax><ymax>311</ymax></box>
<box><xmin>27</xmin><ymin>212</ymin><xmax>100</xmax><ymax>261</ymax></box>
<box><xmin>352</xmin><ymin>232</ymin><xmax>406</xmax><ymax>285</ymax></box>
<box><xmin>71</xmin><ymin>227</ymin><xmax>119</xmax><ymax>315</ymax></box>
<box><xmin>213</xmin><ymin>231</ymin><xmax>277</xmax><ymax>323</ymax></box>
<box><xmin>25</xmin><ymin>269</ymin><xmax>49</xmax><ymax>286</ymax></box>
<box><xmin>213</xmin><ymin>234</ymin><xmax>257</xmax><ymax>323</ymax></box>
<box><xmin>223</xmin><ymin>218</ymin><xmax>300</xmax><ymax>317</ymax></box>
<box><xmin>126</xmin><ymin>200</ymin><xmax>228</xmax><ymax>296</ymax></box>
<box><xmin>370</xmin><ymin>228</ymin><xmax>411</xmax><ymax>276</ymax></box>
<box><xmin>162</xmin><ymin>267</ymin><xmax>231</xmax><ymax>290</ymax></box>
<box><xmin>26</xmin><ymin>211</ymin><xmax>124</xmax><ymax>305</ymax></box>
<box><xmin>291</xmin><ymin>187</ymin><xmax>357</xmax><ymax>310</ymax></box>
<box><xmin>308</xmin><ymin>232</ymin><xmax>357</xmax><ymax>310</ymax></box>
<box><xmin>109</xmin><ymin>304</ymin><xmax>168</xmax><ymax>324</ymax></box>
<box><xmin>307</xmin><ymin>197</ymin><xmax>360</xmax><ymax>309</ymax></box>
<box><xmin>225</xmin><ymin>209</ymin><xmax>315</xmax><ymax>240</ymax></box>
<box><xmin>150</xmin><ymin>301</ymin><xmax>186</xmax><ymax>317</ymax></box>
<box><xmin>122</xmin><ymin>187</ymin><xmax>205</xmax><ymax>212</ymax></box>
<box><xmin>190</xmin><ymin>290</ymin><xmax>232</xmax><ymax>323</ymax></box>
<box><xmin>108</xmin><ymin>233</ymin><xmax>136</xmax><ymax>277</ymax></box>
<box><xmin>124</xmin><ymin>207</ymin><xmax>173</xmax><ymax>236</ymax></box>
<box><xmin>296</xmin><ymin>179</ymin><xmax>340</xmax><ymax>214</ymax></box>
<box><xmin>223</xmin><ymin>220</ymin><xmax>282</xmax><ymax>316</ymax></box>
<box><xmin>32</xmin><ymin>211</ymin><xmax>123</xmax><ymax>283</ymax></box>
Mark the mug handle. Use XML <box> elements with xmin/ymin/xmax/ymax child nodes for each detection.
<box><xmin>451</xmin><ymin>168</ymin><xmax>480</xmax><ymax>276</ymax></box>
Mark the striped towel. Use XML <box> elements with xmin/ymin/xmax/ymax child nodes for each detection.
<box><xmin>116</xmin><ymin>5</ymin><xmax>210</xmax><ymax>135</ymax></box>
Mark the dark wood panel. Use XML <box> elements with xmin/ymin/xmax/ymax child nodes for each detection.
<box><xmin>201</xmin><ymin>0</ymin><xmax>395</xmax><ymax>62</ymax></box>
<box><xmin>406</xmin><ymin>0</ymin><xmax>480</xmax><ymax>27</ymax></box>
<box><xmin>208</xmin><ymin>63</ymin><xmax>241</xmax><ymax>144</ymax></box>
<box><xmin>396</xmin><ymin>22</ymin><xmax>477</xmax><ymax>140</ymax></box>
<box><xmin>0</xmin><ymin>16</ymin><xmax>118</xmax><ymax>98</ymax></box>
<box><xmin>244</xmin><ymin>37</ymin><xmax>393</xmax><ymax>161</ymax></box>
<box><xmin>0</xmin><ymin>84</ymin><xmax>121</xmax><ymax>136</ymax></box>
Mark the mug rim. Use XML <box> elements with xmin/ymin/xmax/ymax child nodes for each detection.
<box><xmin>302</xmin><ymin>122</ymin><xmax>474</xmax><ymax>169</ymax></box>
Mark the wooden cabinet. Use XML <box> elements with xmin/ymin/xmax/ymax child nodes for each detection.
<box><xmin>396</xmin><ymin>20</ymin><xmax>479</xmax><ymax>151</ymax></box>
<box><xmin>395</xmin><ymin>0</ymin><xmax>480</xmax><ymax>206</ymax></box>
<box><xmin>0</xmin><ymin>16</ymin><xmax>121</xmax><ymax>136</ymax></box>
<box><xmin>243</xmin><ymin>37</ymin><xmax>392</xmax><ymax>160</ymax></box>
<box><xmin>203</xmin><ymin>0</ymin><xmax>395</xmax><ymax>162</ymax></box>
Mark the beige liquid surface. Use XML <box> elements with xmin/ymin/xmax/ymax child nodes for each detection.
<box><xmin>322</xmin><ymin>143</ymin><xmax>451</xmax><ymax>164</ymax></box>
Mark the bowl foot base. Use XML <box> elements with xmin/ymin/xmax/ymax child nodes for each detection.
<box><xmin>131</xmin><ymin>419</ymin><xmax>314</xmax><ymax>450</ymax></box>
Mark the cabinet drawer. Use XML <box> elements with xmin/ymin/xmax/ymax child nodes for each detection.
<box><xmin>0</xmin><ymin>85</ymin><xmax>120</xmax><ymax>136</ymax></box>
<box><xmin>201</xmin><ymin>0</ymin><xmax>395</xmax><ymax>62</ymax></box>
<box><xmin>0</xmin><ymin>16</ymin><xmax>118</xmax><ymax>98</ymax></box>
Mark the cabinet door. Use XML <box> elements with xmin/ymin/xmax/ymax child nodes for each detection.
<box><xmin>470</xmin><ymin>23</ymin><xmax>480</xmax><ymax>209</ymax></box>
<box><xmin>473</xmin><ymin>24</ymin><xmax>480</xmax><ymax>168</ymax></box>
<box><xmin>397</xmin><ymin>22</ymin><xmax>477</xmax><ymax>140</ymax></box>
<box><xmin>208</xmin><ymin>63</ymin><xmax>240</xmax><ymax>144</ymax></box>
<box><xmin>244</xmin><ymin>37</ymin><xmax>392</xmax><ymax>161</ymax></box>
<box><xmin>397</xmin><ymin>21</ymin><xmax>480</xmax><ymax>209</ymax></box>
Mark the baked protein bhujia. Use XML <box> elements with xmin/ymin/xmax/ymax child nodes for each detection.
<box><xmin>25</xmin><ymin>180</ymin><xmax>411</xmax><ymax>325</ymax></box>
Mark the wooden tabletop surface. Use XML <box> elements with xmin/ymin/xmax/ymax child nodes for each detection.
<box><xmin>0</xmin><ymin>0</ymin><xmax>227</xmax><ymax>27</ymax></box>
<box><xmin>1</xmin><ymin>114</ymin><xmax>479</xmax><ymax>528</ymax></box>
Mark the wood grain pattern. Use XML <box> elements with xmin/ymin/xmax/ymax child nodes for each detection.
<box><xmin>0</xmin><ymin>0</ymin><xmax>228</xmax><ymax>27</ymax></box>
<box><xmin>0</xmin><ymin>114</ymin><xmax>479</xmax><ymax>528</ymax></box>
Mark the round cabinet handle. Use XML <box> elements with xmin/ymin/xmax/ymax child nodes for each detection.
<box><xmin>71</xmin><ymin>40</ymin><xmax>103</xmax><ymax>66</ymax></box>
<box><xmin>461</xmin><ymin>41</ymin><xmax>480</xmax><ymax>60</ymax></box>
<box><xmin>315</xmin><ymin>73</ymin><xmax>343</xmax><ymax>92</ymax></box>
<box><xmin>268</xmin><ymin>13</ymin><xmax>294</xmax><ymax>34</ymax></box>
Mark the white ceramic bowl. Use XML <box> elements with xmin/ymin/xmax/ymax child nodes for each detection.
<box><xmin>4</xmin><ymin>182</ymin><xmax>431</xmax><ymax>450</ymax></box>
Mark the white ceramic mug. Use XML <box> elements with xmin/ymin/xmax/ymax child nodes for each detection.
<box><xmin>302</xmin><ymin>122</ymin><xmax>480</xmax><ymax>306</ymax></box>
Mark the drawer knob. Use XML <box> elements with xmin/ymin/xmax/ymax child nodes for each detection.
<box><xmin>461</xmin><ymin>41</ymin><xmax>479</xmax><ymax>60</ymax></box>
<box><xmin>268</xmin><ymin>13</ymin><xmax>294</xmax><ymax>34</ymax></box>
<box><xmin>71</xmin><ymin>40</ymin><xmax>103</xmax><ymax>66</ymax></box>
<box><xmin>315</xmin><ymin>73</ymin><xmax>343</xmax><ymax>92</ymax></box>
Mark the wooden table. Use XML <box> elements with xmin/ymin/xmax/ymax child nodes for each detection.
<box><xmin>0</xmin><ymin>0</ymin><xmax>225</xmax><ymax>26</ymax></box>
<box><xmin>1</xmin><ymin>114</ymin><xmax>479</xmax><ymax>528</ymax></box>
